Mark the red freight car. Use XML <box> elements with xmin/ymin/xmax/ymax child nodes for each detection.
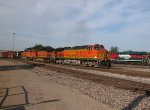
<box><xmin>109</xmin><ymin>52</ymin><xmax>119</xmax><ymax>60</ymax></box>
<box><xmin>3</xmin><ymin>51</ymin><xmax>13</xmax><ymax>58</ymax></box>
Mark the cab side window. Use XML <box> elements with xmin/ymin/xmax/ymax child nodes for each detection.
<box><xmin>94</xmin><ymin>46</ymin><xmax>99</xmax><ymax>50</ymax></box>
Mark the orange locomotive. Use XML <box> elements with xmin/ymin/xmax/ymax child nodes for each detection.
<box><xmin>21</xmin><ymin>50</ymin><xmax>37</xmax><ymax>60</ymax></box>
<box><xmin>56</xmin><ymin>44</ymin><xmax>111</xmax><ymax>68</ymax></box>
<box><xmin>36</xmin><ymin>51</ymin><xmax>55</xmax><ymax>62</ymax></box>
<box><xmin>21</xmin><ymin>44</ymin><xmax>111</xmax><ymax>68</ymax></box>
<box><xmin>21</xmin><ymin>50</ymin><xmax>55</xmax><ymax>62</ymax></box>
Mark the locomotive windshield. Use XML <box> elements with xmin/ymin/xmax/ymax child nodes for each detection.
<box><xmin>94</xmin><ymin>45</ymin><xmax>104</xmax><ymax>50</ymax></box>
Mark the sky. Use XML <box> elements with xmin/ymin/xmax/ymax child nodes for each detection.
<box><xmin>0</xmin><ymin>0</ymin><xmax>150</xmax><ymax>51</ymax></box>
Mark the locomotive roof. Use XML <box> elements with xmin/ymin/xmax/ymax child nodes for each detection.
<box><xmin>55</xmin><ymin>44</ymin><xmax>104</xmax><ymax>51</ymax></box>
<box><xmin>65</xmin><ymin>44</ymin><xmax>104</xmax><ymax>50</ymax></box>
<box><xmin>118</xmin><ymin>52</ymin><xmax>147</xmax><ymax>55</ymax></box>
<box><xmin>71</xmin><ymin>45</ymin><xmax>88</xmax><ymax>50</ymax></box>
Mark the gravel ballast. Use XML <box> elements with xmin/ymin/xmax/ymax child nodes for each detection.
<box><xmin>47</xmin><ymin>64</ymin><xmax>150</xmax><ymax>84</ymax></box>
<box><xmin>33</xmin><ymin>67</ymin><xmax>150</xmax><ymax>110</ymax></box>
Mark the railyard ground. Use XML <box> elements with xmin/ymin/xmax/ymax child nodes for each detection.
<box><xmin>0</xmin><ymin>59</ymin><xmax>116</xmax><ymax>110</ymax></box>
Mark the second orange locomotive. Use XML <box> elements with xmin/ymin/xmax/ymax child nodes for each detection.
<box><xmin>21</xmin><ymin>44</ymin><xmax>111</xmax><ymax>68</ymax></box>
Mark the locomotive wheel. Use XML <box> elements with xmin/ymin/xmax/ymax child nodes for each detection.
<box><xmin>88</xmin><ymin>61</ymin><xmax>93</xmax><ymax>67</ymax></box>
<box><xmin>99</xmin><ymin>60</ymin><xmax>111</xmax><ymax>69</ymax></box>
<box><xmin>81</xmin><ymin>61</ymin><xmax>88</xmax><ymax>67</ymax></box>
<box><xmin>104</xmin><ymin>60</ymin><xmax>111</xmax><ymax>69</ymax></box>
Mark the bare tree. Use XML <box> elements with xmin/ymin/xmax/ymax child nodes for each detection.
<box><xmin>110</xmin><ymin>46</ymin><xmax>119</xmax><ymax>53</ymax></box>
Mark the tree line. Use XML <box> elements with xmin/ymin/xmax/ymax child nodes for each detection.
<box><xmin>25</xmin><ymin>44</ymin><xmax>54</xmax><ymax>51</ymax></box>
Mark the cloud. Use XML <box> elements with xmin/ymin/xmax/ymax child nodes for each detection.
<box><xmin>0</xmin><ymin>0</ymin><xmax>150</xmax><ymax>51</ymax></box>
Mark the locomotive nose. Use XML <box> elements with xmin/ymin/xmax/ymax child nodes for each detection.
<box><xmin>97</xmin><ymin>49</ymin><xmax>109</xmax><ymax>60</ymax></box>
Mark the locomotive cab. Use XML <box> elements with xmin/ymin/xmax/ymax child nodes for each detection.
<box><xmin>86</xmin><ymin>44</ymin><xmax>104</xmax><ymax>50</ymax></box>
<box><xmin>94</xmin><ymin>44</ymin><xmax>104</xmax><ymax>50</ymax></box>
<box><xmin>88</xmin><ymin>44</ymin><xmax>111</xmax><ymax>68</ymax></box>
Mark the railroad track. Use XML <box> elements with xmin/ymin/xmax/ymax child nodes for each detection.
<box><xmin>112</xmin><ymin>63</ymin><xmax>150</xmax><ymax>69</ymax></box>
<box><xmin>19</xmin><ymin>60</ymin><xmax>150</xmax><ymax>95</ymax></box>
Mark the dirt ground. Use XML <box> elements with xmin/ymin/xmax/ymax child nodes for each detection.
<box><xmin>0</xmin><ymin>59</ymin><xmax>116</xmax><ymax>110</ymax></box>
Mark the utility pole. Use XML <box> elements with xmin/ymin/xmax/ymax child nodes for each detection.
<box><xmin>13</xmin><ymin>33</ymin><xmax>15</xmax><ymax>51</ymax></box>
<box><xmin>12</xmin><ymin>33</ymin><xmax>15</xmax><ymax>59</ymax></box>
